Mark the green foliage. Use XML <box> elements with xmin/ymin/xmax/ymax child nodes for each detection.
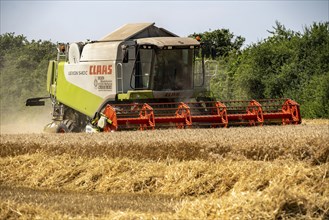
<box><xmin>190</xmin><ymin>29</ymin><xmax>245</xmax><ymax>58</ymax></box>
<box><xmin>208</xmin><ymin>21</ymin><xmax>329</xmax><ymax>118</ymax></box>
<box><xmin>0</xmin><ymin>33</ymin><xmax>56</xmax><ymax>117</ymax></box>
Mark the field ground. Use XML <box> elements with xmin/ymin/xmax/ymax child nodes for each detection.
<box><xmin>0</xmin><ymin>121</ymin><xmax>328</xmax><ymax>219</ymax></box>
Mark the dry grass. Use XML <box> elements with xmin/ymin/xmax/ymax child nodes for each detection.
<box><xmin>1</xmin><ymin>125</ymin><xmax>328</xmax><ymax>163</ymax></box>
<box><xmin>0</xmin><ymin>123</ymin><xmax>328</xmax><ymax>219</ymax></box>
<box><xmin>302</xmin><ymin>119</ymin><xmax>329</xmax><ymax>125</ymax></box>
<box><xmin>0</xmin><ymin>186</ymin><xmax>176</xmax><ymax>219</ymax></box>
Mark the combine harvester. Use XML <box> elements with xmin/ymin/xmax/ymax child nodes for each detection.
<box><xmin>26</xmin><ymin>23</ymin><xmax>301</xmax><ymax>132</ymax></box>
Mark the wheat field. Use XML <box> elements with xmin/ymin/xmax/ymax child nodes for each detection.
<box><xmin>0</xmin><ymin>121</ymin><xmax>328</xmax><ymax>219</ymax></box>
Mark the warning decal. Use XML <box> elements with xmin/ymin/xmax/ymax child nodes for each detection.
<box><xmin>94</xmin><ymin>76</ymin><xmax>112</xmax><ymax>91</ymax></box>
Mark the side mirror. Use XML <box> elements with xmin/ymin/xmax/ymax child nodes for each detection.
<box><xmin>122</xmin><ymin>47</ymin><xmax>129</xmax><ymax>63</ymax></box>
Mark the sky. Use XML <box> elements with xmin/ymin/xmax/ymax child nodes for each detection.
<box><xmin>0</xmin><ymin>0</ymin><xmax>328</xmax><ymax>46</ymax></box>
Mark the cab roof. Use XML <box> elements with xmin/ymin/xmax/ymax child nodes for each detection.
<box><xmin>136</xmin><ymin>37</ymin><xmax>200</xmax><ymax>48</ymax></box>
<box><xmin>99</xmin><ymin>23</ymin><xmax>178</xmax><ymax>41</ymax></box>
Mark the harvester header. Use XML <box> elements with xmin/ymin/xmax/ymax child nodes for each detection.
<box><xmin>93</xmin><ymin>98</ymin><xmax>301</xmax><ymax>132</ymax></box>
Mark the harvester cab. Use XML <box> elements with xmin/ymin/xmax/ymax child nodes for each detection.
<box><xmin>26</xmin><ymin>23</ymin><xmax>301</xmax><ymax>133</ymax></box>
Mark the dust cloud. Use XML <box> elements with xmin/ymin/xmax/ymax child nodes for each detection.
<box><xmin>0</xmin><ymin>104</ymin><xmax>52</xmax><ymax>134</ymax></box>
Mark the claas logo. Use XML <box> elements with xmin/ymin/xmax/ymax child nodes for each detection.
<box><xmin>89</xmin><ymin>65</ymin><xmax>112</xmax><ymax>75</ymax></box>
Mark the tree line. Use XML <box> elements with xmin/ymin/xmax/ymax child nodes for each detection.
<box><xmin>192</xmin><ymin>21</ymin><xmax>329</xmax><ymax>118</ymax></box>
<box><xmin>0</xmin><ymin>33</ymin><xmax>56</xmax><ymax>115</ymax></box>
<box><xmin>0</xmin><ymin>21</ymin><xmax>328</xmax><ymax>118</ymax></box>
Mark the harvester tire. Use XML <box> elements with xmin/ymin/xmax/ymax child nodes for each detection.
<box><xmin>56</xmin><ymin>119</ymin><xmax>76</xmax><ymax>133</ymax></box>
<box><xmin>56</xmin><ymin>124</ymin><xmax>69</xmax><ymax>133</ymax></box>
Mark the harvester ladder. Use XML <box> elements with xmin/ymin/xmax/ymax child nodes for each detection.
<box><xmin>54</xmin><ymin>43</ymin><xmax>69</xmax><ymax>94</ymax></box>
<box><xmin>116</xmin><ymin>63</ymin><xmax>124</xmax><ymax>94</ymax></box>
<box><xmin>205</xmin><ymin>60</ymin><xmax>218</xmax><ymax>91</ymax></box>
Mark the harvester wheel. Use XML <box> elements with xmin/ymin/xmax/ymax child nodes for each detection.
<box><xmin>56</xmin><ymin>124</ymin><xmax>69</xmax><ymax>133</ymax></box>
<box><xmin>56</xmin><ymin>119</ymin><xmax>76</xmax><ymax>133</ymax></box>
